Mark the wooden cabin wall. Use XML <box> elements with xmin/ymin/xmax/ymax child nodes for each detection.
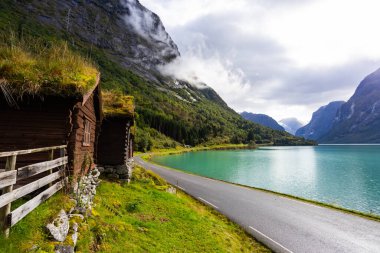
<box><xmin>97</xmin><ymin>119</ymin><xmax>127</xmax><ymax>165</ymax></box>
<box><xmin>128</xmin><ymin>137</ymin><xmax>133</xmax><ymax>159</ymax></box>
<box><xmin>0</xmin><ymin>96</ymin><xmax>72</xmax><ymax>169</ymax></box>
<box><xmin>68</xmin><ymin>94</ymin><xmax>100</xmax><ymax>177</ymax></box>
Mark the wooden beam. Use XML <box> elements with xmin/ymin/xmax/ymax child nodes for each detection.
<box><xmin>10</xmin><ymin>180</ymin><xmax>65</xmax><ymax>227</ymax></box>
<box><xmin>0</xmin><ymin>170</ymin><xmax>63</xmax><ymax>209</ymax></box>
<box><xmin>0</xmin><ymin>155</ymin><xmax>16</xmax><ymax>237</ymax></box>
<box><xmin>0</xmin><ymin>171</ymin><xmax>17</xmax><ymax>189</ymax></box>
<box><xmin>17</xmin><ymin>157</ymin><xmax>68</xmax><ymax>180</ymax></box>
<box><xmin>0</xmin><ymin>145</ymin><xmax>66</xmax><ymax>158</ymax></box>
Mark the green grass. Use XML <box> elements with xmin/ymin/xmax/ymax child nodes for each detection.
<box><xmin>0</xmin><ymin>31</ymin><xmax>99</xmax><ymax>97</ymax></box>
<box><xmin>139</xmin><ymin>143</ymin><xmax>257</xmax><ymax>160</ymax></box>
<box><xmin>77</xmin><ymin>167</ymin><xmax>269</xmax><ymax>252</ymax></box>
<box><xmin>102</xmin><ymin>90</ymin><xmax>134</xmax><ymax>118</ymax></box>
<box><xmin>0</xmin><ymin>193</ymin><xmax>74</xmax><ymax>253</ymax></box>
<box><xmin>0</xmin><ymin>168</ymin><xmax>270</xmax><ymax>253</ymax></box>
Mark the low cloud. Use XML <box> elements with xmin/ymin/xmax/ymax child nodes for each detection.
<box><xmin>121</xmin><ymin>0</ymin><xmax>171</xmax><ymax>44</ymax></box>
<box><xmin>141</xmin><ymin>0</ymin><xmax>380</xmax><ymax>122</ymax></box>
<box><xmin>158</xmin><ymin>43</ymin><xmax>251</xmax><ymax>104</ymax></box>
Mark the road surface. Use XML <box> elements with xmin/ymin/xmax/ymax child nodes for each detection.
<box><xmin>135</xmin><ymin>157</ymin><xmax>380</xmax><ymax>253</ymax></box>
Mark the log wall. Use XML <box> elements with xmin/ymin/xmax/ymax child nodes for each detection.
<box><xmin>97</xmin><ymin>119</ymin><xmax>127</xmax><ymax>165</ymax></box>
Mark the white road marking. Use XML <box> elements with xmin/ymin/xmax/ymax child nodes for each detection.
<box><xmin>198</xmin><ymin>197</ymin><xmax>219</xmax><ymax>209</ymax></box>
<box><xmin>249</xmin><ymin>226</ymin><xmax>294</xmax><ymax>253</ymax></box>
<box><xmin>177</xmin><ymin>186</ymin><xmax>185</xmax><ymax>191</ymax></box>
<box><xmin>285</xmin><ymin>196</ymin><xmax>323</xmax><ymax>209</ymax></box>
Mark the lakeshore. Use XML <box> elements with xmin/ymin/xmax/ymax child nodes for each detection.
<box><xmin>145</xmin><ymin>145</ymin><xmax>380</xmax><ymax>220</ymax></box>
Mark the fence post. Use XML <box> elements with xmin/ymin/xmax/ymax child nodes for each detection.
<box><xmin>59</xmin><ymin>147</ymin><xmax>67</xmax><ymax>193</ymax></box>
<box><xmin>0</xmin><ymin>155</ymin><xmax>17</xmax><ymax>238</ymax></box>
<box><xmin>48</xmin><ymin>149</ymin><xmax>54</xmax><ymax>187</ymax></box>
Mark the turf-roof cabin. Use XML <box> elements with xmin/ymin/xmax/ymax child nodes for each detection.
<box><xmin>0</xmin><ymin>39</ymin><xmax>102</xmax><ymax>177</ymax></box>
<box><xmin>97</xmin><ymin>91</ymin><xmax>135</xmax><ymax>171</ymax></box>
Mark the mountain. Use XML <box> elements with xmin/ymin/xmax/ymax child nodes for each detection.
<box><xmin>241</xmin><ymin>112</ymin><xmax>285</xmax><ymax>131</ymax></box>
<box><xmin>15</xmin><ymin>0</ymin><xmax>180</xmax><ymax>82</ymax></box>
<box><xmin>296</xmin><ymin>101</ymin><xmax>345</xmax><ymax>141</ymax></box>
<box><xmin>0</xmin><ymin>0</ymin><xmax>313</xmax><ymax>149</ymax></box>
<box><xmin>279</xmin><ymin>118</ymin><xmax>303</xmax><ymax>135</ymax></box>
<box><xmin>320</xmin><ymin>68</ymin><xmax>380</xmax><ymax>143</ymax></box>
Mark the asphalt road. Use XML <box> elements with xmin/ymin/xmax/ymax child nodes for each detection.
<box><xmin>135</xmin><ymin>157</ymin><xmax>380</xmax><ymax>253</ymax></box>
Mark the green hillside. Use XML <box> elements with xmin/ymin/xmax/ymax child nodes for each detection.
<box><xmin>0</xmin><ymin>1</ymin><xmax>315</xmax><ymax>150</ymax></box>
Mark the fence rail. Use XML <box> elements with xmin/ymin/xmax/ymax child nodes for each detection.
<box><xmin>0</xmin><ymin>145</ymin><xmax>67</xmax><ymax>237</ymax></box>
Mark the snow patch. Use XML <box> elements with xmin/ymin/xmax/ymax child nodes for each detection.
<box><xmin>371</xmin><ymin>101</ymin><xmax>380</xmax><ymax>113</ymax></box>
<box><xmin>346</xmin><ymin>103</ymin><xmax>355</xmax><ymax>119</ymax></box>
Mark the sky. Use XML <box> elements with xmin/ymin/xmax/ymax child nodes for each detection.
<box><xmin>140</xmin><ymin>0</ymin><xmax>380</xmax><ymax>123</ymax></box>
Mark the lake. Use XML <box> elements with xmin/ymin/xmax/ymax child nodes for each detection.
<box><xmin>152</xmin><ymin>145</ymin><xmax>380</xmax><ymax>215</ymax></box>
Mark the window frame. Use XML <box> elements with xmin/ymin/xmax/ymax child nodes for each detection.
<box><xmin>83</xmin><ymin>117</ymin><xmax>91</xmax><ymax>147</ymax></box>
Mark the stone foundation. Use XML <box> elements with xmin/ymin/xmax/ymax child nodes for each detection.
<box><xmin>97</xmin><ymin>158</ymin><xmax>133</xmax><ymax>182</ymax></box>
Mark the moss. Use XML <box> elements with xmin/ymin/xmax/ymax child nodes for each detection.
<box><xmin>0</xmin><ymin>193</ymin><xmax>74</xmax><ymax>253</ymax></box>
<box><xmin>0</xmin><ymin>31</ymin><xmax>99</xmax><ymax>98</ymax></box>
<box><xmin>102</xmin><ymin>90</ymin><xmax>135</xmax><ymax>118</ymax></box>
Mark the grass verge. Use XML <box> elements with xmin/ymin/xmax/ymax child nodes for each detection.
<box><xmin>0</xmin><ymin>166</ymin><xmax>270</xmax><ymax>253</ymax></box>
<box><xmin>139</xmin><ymin>143</ymin><xmax>255</xmax><ymax>160</ymax></box>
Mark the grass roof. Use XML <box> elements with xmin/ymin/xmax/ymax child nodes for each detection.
<box><xmin>0</xmin><ymin>32</ymin><xmax>99</xmax><ymax>98</ymax></box>
<box><xmin>102</xmin><ymin>90</ymin><xmax>135</xmax><ymax>118</ymax></box>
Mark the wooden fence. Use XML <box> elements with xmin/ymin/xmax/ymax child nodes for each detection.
<box><xmin>0</xmin><ymin>145</ymin><xmax>67</xmax><ymax>237</ymax></box>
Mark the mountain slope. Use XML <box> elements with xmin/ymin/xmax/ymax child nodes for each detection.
<box><xmin>296</xmin><ymin>101</ymin><xmax>345</xmax><ymax>141</ymax></box>
<box><xmin>0</xmin><ymin>0</ymin><xmax>313</xmax><ymax>148</ymax></box>
<box><xmin>320</xmin><ymin>68</ymin><xmax>380</xmax><ymax>143</ymax></box>
<box><xmin>241</xmin><ymin>112</ymin><xmax>285</xmax><ymax>131</ymax></box>
<box><xmin>279</xmin><ymin>118</ymin><xmax>303</xmax><ymax>135</ymax></box>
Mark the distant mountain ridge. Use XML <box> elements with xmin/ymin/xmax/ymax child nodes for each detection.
<box><xmin>296</xmin><ymin>101</ymin><xmax>345</xmax><ymax>140</ymax></box>
<box><xmin>240</xmin><ymin>112</ymin><xmax>285</xmax><ymax>131</ymax></box>
<box><xmin>279</xmin><ymin>118</ymin><xmax>303</xmax><ymax>135</ymax></box>
<box><xmin>319</xmin><ymin>68</ymin><xmax>380</xmax><ymax>143</ymax></box>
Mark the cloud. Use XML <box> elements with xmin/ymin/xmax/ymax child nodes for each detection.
<box><xmin>120</xmin><ymin>0</ymin><xmax>171</xmax><ymax>44</ymax></box>
<box><xmin>158</xmin><ymin>42</ymin><xmax>251</xmax><ymax>104</ymax></box>
<box><xmin>140</xmin><ymin>0</ymin><xmax>380</xmax><ymax>122</ymax></box>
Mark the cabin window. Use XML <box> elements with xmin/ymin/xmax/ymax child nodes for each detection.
<box><xmin>83</xmin><ymin>118</ymin><xmax>91</xmax><ymax>146</ymax></box>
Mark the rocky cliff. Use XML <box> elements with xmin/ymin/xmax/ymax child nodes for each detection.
<box><xmin>296</xmin><ymin>101</ymin><xmax>345</xmax><ymax>141</ymax></box>
<box><xmin>21</xmin><ymin>0</ymin><xmax>179</xmax><ymax>82</ymax></box>
<box><xmin>320</xmin><ymin>68</ymin><xmax>380</xmax><ymax>143</ymax></box>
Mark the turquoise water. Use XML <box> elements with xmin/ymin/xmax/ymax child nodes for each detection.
<box><xmin>152</xmin><ymin>145</ymin><xmax>380</xmax><ymax>215</ymax></box>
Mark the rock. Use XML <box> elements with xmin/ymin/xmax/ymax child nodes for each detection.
<box><xmin>105</xmin><ymin>166</ymin><xmax>114</xmax><ymax>173</ymax></box>
<box><xmin>97</xmin><ymin>166</ymin><xmax>105</xmax><ymax>173</ymax></box>
<box><xmin>166</xmin><ymin>186</ymin><xmax>176</xmax><ymax>194</ymax></box>
<box><xmin>74</xmin><ymin>168</ymin><xmax>101</xmax><ymax>211</ymax></box>
<box><xmin>116</xmin><ymin>166</ymin><xmax>129</xmax><ymax>175</ymax></box>
<box><xmin>109</xmin><ymin>173</ymin><xmax>119</xmax><ymax>179</ymax></box>
<box><xmin>54</xmin><ymin>245</ymin><xmax>74</xmax><ymax>253</ymax></box>
<box><xmin>46</xmin><ymin>210</ymin><xmax>69</xmax><ymax>242</ymax></box>
<box><xmin>28</xmin><ymin>245</ymin><xmax>39</xmax><ymax>252</ymax></box>
<box><xmin>68</xmin><ymin>213</ymin><xmax>85</xmax><ymax>220</ymax></box>
<box><xmin>72</xmin><ymin>222</ymin><xmax>78</xmax><ymax>246</ymax></box>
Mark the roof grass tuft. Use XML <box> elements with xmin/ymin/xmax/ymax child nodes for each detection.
<box><xmin>0</xmin><ymin>32</ymin><xmax>99</xmax><ymax>97</ymax></box>
<box><xmin>102</xmin><ymin>90</ymin><xmax>135</xmax><ymax>118</ymax></box>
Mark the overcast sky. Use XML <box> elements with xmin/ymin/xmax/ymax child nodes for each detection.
<box><xmin>141</xmin><ymin>0</ymin><xmax>380</xmax><ymax>123</ymax></box>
